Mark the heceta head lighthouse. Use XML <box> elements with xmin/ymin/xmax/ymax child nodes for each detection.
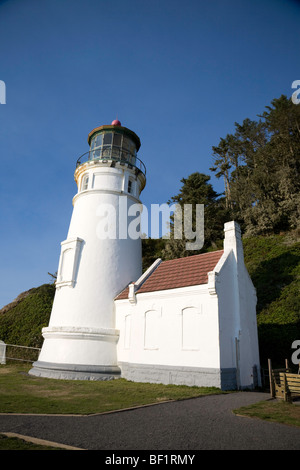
<box><xmin>30</xmin><ymin>120</ymin><xmax>261</xmax><ymax>390</ymax></box>
<box><xmin>30</xmin><ymin>119</ymin><xmax>146</xmax><ymax>380</ymax></box>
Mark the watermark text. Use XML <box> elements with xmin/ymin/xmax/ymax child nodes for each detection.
<box><xmin>0</xmin><ymin>80</ymin><xmax>6</xmax><ymax>104</ymax></box>
<box><xmin>291</xmin><ymin>80</ymin><xmax>300</xmax><ymax>105</ymax></box>
<box><xmin>96</xmin><ymin>196</ymin><xmax>204</xmax><ymax>251</ymax></box>
<box><xmin>291</xmin><ymin>340</ymin><xmax>300</xmax><ymax>365</ymax></box>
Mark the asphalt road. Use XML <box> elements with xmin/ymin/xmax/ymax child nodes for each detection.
<box><xmin>1</xmin><ymin>391</ymin><xmax>300</xmax><ymax>451</ymax></box>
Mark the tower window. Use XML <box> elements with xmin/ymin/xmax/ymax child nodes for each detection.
<box><xmin>113</xmin><ymin>133</ymin><xmax>122</xmax><ymax>147</ymax></box>
<box><xmin>56</xmin><ymin>237</ymin><xmax>83</xmax><ymax>289</ymax></box>
<box><xmin>81</xmin><ymin>174</ymin><xmax>89</xmax><ymax>191</ymax></box>
<box><xmin>103</xmin><ymin>133</ymin><xmax>112</xmax><ymax>145</ymax></box>
<box><xmin>128</xmin><ymin>179</ymin><xmax>133</xmax><ymax>194</ymax></box>
<box><xmin>94</xmin><ymin>134</ymin><xmax>103</xmax><ymax>148</ymax></box>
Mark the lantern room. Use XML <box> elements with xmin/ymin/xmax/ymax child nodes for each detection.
<box><xmin>87</xmin><ymin>120</ymin><xmax>141</xmax><ymax>167</ymax></box>
<box><xmin>74</xmin><ymin>119</ymin><xmax>146</xmax><ymax>195</ymax></box>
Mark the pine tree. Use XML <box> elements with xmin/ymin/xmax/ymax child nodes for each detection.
<box><xmin>162</xmin><ymin>173</ymin><xmax>228</xmax><ymax>259</ymax></box>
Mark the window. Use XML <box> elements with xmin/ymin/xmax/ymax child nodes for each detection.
<box><xmin>113</xmin><ymin>133</ymin><xmax>122</xmax><ymax>147</ymax></box>
<box><xmin>81</xmin><ymin>174</ymin><xmax>89</xmax><ymax>191</ymax></box>
<box><xmin>56</xmin><ymin>238</ymin><xmax>83</xmax><ymax>288</ymax></box>
<box><xmin>124</xmin><ymin>315</ymin><xmax>131</xmax><ymax>349</ymax></box>
<box><xmin>102</xmin><ymin>147</ymin><xmax>111</xmax><ymax>159</ymax></box>
<box><xmin>90</xmin><ymin>134</ymin><xmax>103</xmax><ymax>152</ymax></box>
<box><xmin>128</xmin><ymin>179</ymin><xmax>132</xmax><ymax>194</ymax></box>
<box><xmin>94</xmin><ymin>134</ymin><xmax>103</xmax><ymax>148</ymax></box>
<box><xmin>92</xmin><ymin>149</ymin><xmax>101</xmax><ymax>159</ymax></box>
<box><xmin>59</xmin><ymin>248</ymin><xmax>73</xmax><ymax>283</ymax></box>
<box><xmin>144</xmin><ymin>310</ymin><xmax>159</xmax><ymax>349</ymax></box>
<box><xmin>111</xmin><ymin>146</ymin><xmax>120</xmax><ymax>159</ymax></box>
<box><xmin>103</xmin><ymin>133</ymin><xmax>112</xmax><ymax>145</ymax></box>
<box><xmin>123</xmin><ymin>137</ymin><xmax>130</xmax><ymax>150</ymax></box>
<box><xmin>181</xmin><ymin>307</ymin><xmax>201</xmax><ymax>350</ymax></box>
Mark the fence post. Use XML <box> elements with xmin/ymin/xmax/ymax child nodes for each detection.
<box><xmin>268</xmin><ymin>359</ymin><xmax>275</xmax><ymax>398</ymax></box>
<box><xmin>0</xmin><ymin>341</ymin><xmax>6</xmax><ymax>364</ymax></box>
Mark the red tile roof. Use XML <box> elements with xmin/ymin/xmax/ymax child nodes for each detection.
<box><xmin>115</xmin><ymin>250</ymin><xmax>224</xmax><ymax>300</ymax></box>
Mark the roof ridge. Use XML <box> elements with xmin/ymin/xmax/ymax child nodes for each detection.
<box><xmin>159</xmin><ymin>249</ymin><xmax>224</xmax><ymax>265</ymax></box>
<box><xmin>134</xmin><ymin>258</ymin><xmax>162</xmax><ymax>290</ymax></box>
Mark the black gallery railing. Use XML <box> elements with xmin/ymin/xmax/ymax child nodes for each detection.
<box><xmin>76</xmin><ymin>148</ymin><xmax>146</xmax><ymax>176</ymax></box>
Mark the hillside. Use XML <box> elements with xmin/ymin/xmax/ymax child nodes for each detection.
<box><xmin>0</xmin><ymin>231</ymin><xmax>299</xmax><ymax>369</ymax></box>
<box><xmin>0</xmin><ymin>284</ymin><xmax>55</xmax><ymax>350</ymax></box>
<box><xmin>243</xmin><ymin>230</ymin><xmax>300</xmax><ymax>368</ymax></box>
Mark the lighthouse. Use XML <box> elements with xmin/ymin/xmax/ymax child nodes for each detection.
<box><xmin>30</xmin><ymin>120</ymin><xmax>146</xmax><ymax>380</ymax></box>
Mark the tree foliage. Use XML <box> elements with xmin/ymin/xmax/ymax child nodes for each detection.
<box><xmin>161</xmin><ymin>173</ymin><xmax>229</xmax><ymax>259</ymax></box>
<box><xmin>210</xmin><ymin>95</ymin><xmax>300</xmax><ymax>236</ymax></box>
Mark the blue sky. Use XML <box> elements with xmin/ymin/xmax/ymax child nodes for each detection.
<box><xmin>0</xmin><ymin>0</ymin><xmax>299</xmax><ymax>308</ymax></box>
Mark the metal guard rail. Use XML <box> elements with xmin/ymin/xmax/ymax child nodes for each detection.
<box><xmin>0</xmin><ymin>343</ymin><xmax>41</xmax><ymax>364</ymax></box>
<box><xmin>76</xmin><ymin>150</ymin><xmax>146</xmax><ymax>176</ymax></box>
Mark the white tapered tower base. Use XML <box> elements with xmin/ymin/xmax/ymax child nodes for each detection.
<box><xmin>30</xmin><ymin>363</ymin><xmax>121</xmax><ymax>381</ymax></box>
<box><xmin>30</xmin><ymin>326</ymin><xmax>121</xmax><ymax>380</ymax></box>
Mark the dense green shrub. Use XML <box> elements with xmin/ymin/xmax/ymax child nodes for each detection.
<box><xmin>0</xmin><ymin>284</ymin><xmax>55</xmax><ymax>349</ymax></box>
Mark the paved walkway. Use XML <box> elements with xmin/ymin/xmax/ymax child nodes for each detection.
<box><xmin>1</xmin><ymin>392</ymin><xmax>300</xmax><ymax>450</ymax></box>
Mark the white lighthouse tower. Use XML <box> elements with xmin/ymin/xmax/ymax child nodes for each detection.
<box><xmin>30</xmin><ymin>120</ymin><xmax>146</xmax><ymax>380</ymax></box>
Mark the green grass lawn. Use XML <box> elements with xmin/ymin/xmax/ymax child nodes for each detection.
<box><xmin>233</xmin><ymin>399</ymin><xmax>300</xmax><ymax>428</ymax></box>
<box><xmin>0</xmin><ymin>433</ymin><xmax>64</xmax><ymax>450</ymax></box>
<box><xmin>0</xmin><ymin>363</ymin><xmax>225</xmax><ymax>415</ymax></box>
<box><xmin>1</xmin><ymin>363</ymin><xmax>300</xmax><ymax>450</ymax></box>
